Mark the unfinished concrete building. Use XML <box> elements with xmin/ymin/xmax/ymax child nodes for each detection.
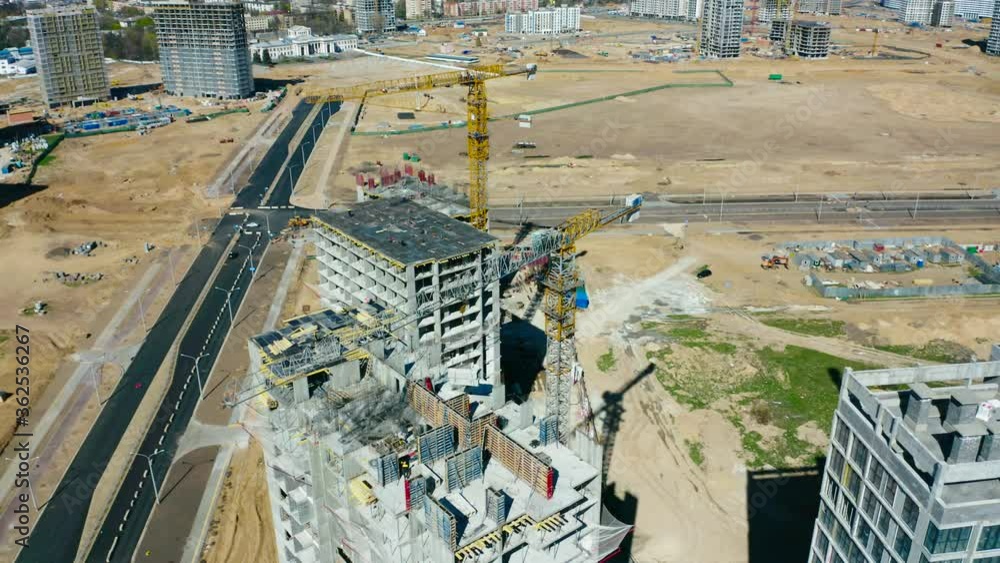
<box><xmin>152</xmin><ymin>1</ymin><xmax>253</xmax><ymax>99</ymax></box>
<box><xmin>789</xmin><ymin>21</ymin><xmax>831</xmax><ymax>58</ymax></box>
<box><xmin>900</xmin><ymin>0</ymin><xmax>934</xmax><ymax>24</ymax></box>
<box><xmin>809</xmin><ymin>350</ymin><xmax>1000</xmax><ymax>563</ymax></box>
<box><xmin>699</xmin><ymin>0</ymin><xmax>743</xmax><ymax>58</ymax></box>
<box><xmin>313</xmin><ymin>198</ymin><xmax>504</xmax><ymax>406</ymax></box>
<box><xmin>26</xmin><ymin>5</ymin><xmax>109</xmax><ymax>108</ymax></box>
<box><xmin>238</xmin><ymin>198</ymin><xmax>631</xmax><ymax>563</ymax></box>
<box><xmin>354</xmin><ymin>0</ymin><xmax>396</xmax><ymax>33</ymax></box>
<box><xmin>757</xmin><ymin>0</ymin><xmax>791</xmax><ymax>23</ymax></box>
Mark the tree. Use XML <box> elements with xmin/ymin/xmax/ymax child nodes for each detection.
<box><xmin>252</xmin><ymin>51</ymin><xmax>262</xmax><ymax>64</ymax></box>
<box><xmin>262</xmin><ymin>50</ymin><xmax>272</xmax><ymax>65</ymax></box>
<box><xmin>135</xmin><ymin>16</ymin><xmax>154</xmax><ymax>28</ymax></box>
<box><xmin>395</xmin><ymin>0</ymin><xmax>406</xmax><ymax>20</ymax></box>
<box><xmin>93</xmin><ymin>0</ymin><xmax>110</xmax><ymax>12</ymax></box>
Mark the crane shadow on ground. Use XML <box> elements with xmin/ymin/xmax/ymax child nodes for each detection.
<box><xmin>746</xmin><ymin>460</ymin><xmax>824</xmax><ymax>563</ymax></box>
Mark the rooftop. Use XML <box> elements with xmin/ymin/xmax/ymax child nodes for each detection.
<box><xmin>313</xmin><ymin>198</ymin><xmax>496</xmax><ymax>267</ymax></box>
<box><xmin>251</xmin><ymin>308</ymin><xmax>355</xmax><ymax>369</ymax></box>
<box><xmin>794</xmin><ymin>20</ymin><xmax>831</xmax><ymax>28</ymax></box>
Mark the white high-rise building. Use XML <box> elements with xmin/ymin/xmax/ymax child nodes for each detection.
<box><xmin>628</xmin><ymin>0</ymin><xmax>701</xmax><ymax>20</ymax></box>
<box><xmin>931</xmin><ymin>0</ymin><xmax>955</xmax><ymax>25</ymax></box>
<box><xmin>900</xmin><ymin>0</ymin><xmax>934</xmax><ymax>23</ymax></box>
<box><xmin>954</xmin><ymin>0</ymin><xmax>993</xmax><ymax>19</ymax></box>
<box><xmin>406</xmin><ymin>0</ymin><xmax>432</xmax><ymax>19</ymax></box>
<box><xmin>699</xmin><ymin>0</ymin><xmax>743</xmax><ymax>58</ymax></box>
<box><xmin>504</xmin><ymin>5</ymin><xmax>580</xmax><ymax>34</ymax></box>
<box><xmin>988</xmin><ymin>0</ymin><xmax>1000</xmax><ymax>55</ymax></box>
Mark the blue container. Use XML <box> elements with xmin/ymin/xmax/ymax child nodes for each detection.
<box><xmin>81</xmin><ymin>122</ymin><xmax>100</xmax><ymax>130</ymax></box>
<box><xmin>575</xmin><ymin>286</ymin><xmax>590</xmax><ymax>309</ymax></box>
<box><xmin>916</xmin><ymin>258</ymin><xmax>925</xmax><ymax>268</ymax></box>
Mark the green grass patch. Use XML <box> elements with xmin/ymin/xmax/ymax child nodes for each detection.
<box><xmin>729</xmin><ymin>346</ymin><xmax>880</xmax><ymax>468</ymax></box>
<box><xmin>685</xmin><ymin>439</ymin><xmax>705</xmax><ymax>467</ymax></box>
<box><xmin>874</xmin><ymin>339</ymin><xmax>972</xmax><ymax>364</ymax></box>
<box><xmin>37</xmin><ymin>154</ymin><xmax>56</xmax><ymax>166</ymax></box>
<box><xmin>597</xmin><ymin>348</ymin><xmax>617</xmax><ymax>373</ymax></box>
<box><xmin>759</xmin><ymin>317</ymin><xmax>846</xmax><ymax>338</ymax></box>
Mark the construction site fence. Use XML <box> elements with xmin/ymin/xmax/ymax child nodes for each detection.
<box><xmin>64</xmin><ymin>125</ymin><xmax>138</xmax><ymax>138</ymax></box>
<box><xmin>25</xmin><ymin>133</ymin><xmax>64</xmax><ymax>184</ymax></box>
<box><xmin>352</xmin><ymin>70</ymin><xmax>732</xmax><ymax>137</ymax></box>
<box><xmin>807</xmin><ymin>273</ymin><xmax>1000</xmax><ymax>300</ymax></box>
<box><xmin>187</xmin><ymin>107</ymin><xmax>251</xmax><ymax>122</ymax></box>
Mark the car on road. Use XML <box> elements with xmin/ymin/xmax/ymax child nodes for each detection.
<box><xmin>227</xmin><ymin>251</ymin><xmax>239</xmax><ymax>260</ymax></box>
<box><xmin>245</xmin><ymin>222</ymin><xmax>260</xmax><ymax>228</ymax></box>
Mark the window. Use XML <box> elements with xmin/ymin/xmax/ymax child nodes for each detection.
<box><xmin>877</xmin><ymin>506</ymin><xmax>892</xmax><ymax>536</ymax></box>
<box><xmin>862</xmin><ymin>487</ymin><xmax>880</xmax><ymax>519</ymax></box>
<box><xmin>869</xmin><ymin>460</ymin><xmax>886</xmax><ymax>489</ymax></box>
<box><xmin>826</xmin><ymin>479</ymin><xmax>841</xmax><ymax>505</ymax></box>
<box><xmin>851</xmin><ymin>441</ymin><xmax>869</xmax><ymax>471</ymax></box>
<box><xmin>846</xmin><ymin>468</ymin><xmax>862</xmax><ymax>500</ymax></box>
<box><xmin>980</xmin><ymin>524</ymin><xmax>1000</xmax><ymax>551</ymax></box>
<box><xmin>893</xmin><ymin>532</ymin><xmax>912</xmax><ymax>560</ymax></box>
<box><xmin>848</xmin><ymin>542</ymin><xmax>867</xmax><ymax>563</ymax></box>
<box><xmin>901</xmin><ymin>496</ymin><xmax>919</xmax><ymax>532</ymax></box>
<box><xmin>857</xmin><ymin>520</ymin><xmax>872</xmax><ymax>549</ymax></box>
<box><xmin>921</xmin><ymin>557</ymin><xmax>964</xmax><ymax>563</ymax></box>
<box><xmin>881</xmin><ymin>476</ymin><xmax>898</xmax><ymax>506</ymax></box>
<box><xmin>975</xmin><ymin>558</ymin><xmax>1000</xmax><ymax>563</ymax></box>
<box><xmin>924</xmin><ymin>523</ymin><xmax>972</xmax><ymax>555</ymax></box>
<box><xmin>816</xmin><ymin>529</ymin><xmax>831</xmax><ymax>554</ymax></box>
<box><xmin>821</xmin><ymin>502</ymin><xmax>835</xmax><ymax>530</ymax></box>
<box><xmin>835</xmin><ymin>521</ymin><xmax>852</xmax><ymax>552</ymax></box>
<box><xmin>836</xmin><ymin>417</ymin><xmax>851</xmax><ymax>447</ymax></box>
<box><xmin>870</xmin><ymin>538</ymin><xmax>885</xmax><ymax>561</ymax></box>
<box><xmin>831</xmin><ymin>449</ymin><xmax>846</xmax><ymax>479</ymax></box>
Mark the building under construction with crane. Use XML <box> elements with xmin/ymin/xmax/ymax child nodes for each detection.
<box><xmin>233</xmin><ymin>63</ymin><xmax>640</xmax><ymax>563</ymax></box>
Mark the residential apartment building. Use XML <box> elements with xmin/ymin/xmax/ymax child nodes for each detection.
<box><xmin>954</xmin><ymin>0</ymin><xmax>993</xmax><ymax>19</ymax></box>
<box><xmin>809</xmin><ymin>353</ymin><xmax>1000</xmax><ymax>563</ymax></box>
<box><xmin>245</xmin><ymin>13</ymin><xmax>274</xmax><ymax>31</ymax></box>
<box><xmin>931</xmin><ymin>0</ymin><xmax>955</xmax><ymax>26</ymax></box>
<box><xmin>26</xmin><ymin>5</ymin><xmax>109</xmax><ymax>107</ymax></box>
<box><xmin>504</xmin><ymin>5</ymin><xmax>580</xmax><ymax>35</ymax></box>
<box><xmin>900</xmin><ymin>0</ymin><xmax>934</xmax><ymax>24</ymax></box>
<box><xmin>788</xmin><ymin>20</ymin><xmax>830</xmax><ymax>57</ymax></box>
<box><xmin>153</xmin><ymin>1</ymin><xmax>254</xmax><ymax>99</ymax></box>
<box><xmin>443</xmin><ymin>0</ymin><xmax>538</xmax><ymax>16</ymax></box>
<box><xmin>757</xmin><ymin>0</ymin><xmax>791</xmax><ymax>23</ymax></box>
<box><xmin>251</xmin><ymin>26</ymin><xmax>358</xmax><ymax>60</ymax></box>
<box><xmin>406</xmin><ymin>0</ymin><xmax>432</xmax><ymax>18</ymax></box>
<box><xmin>699</xmin><ymin>0</ymin><xmax>742</xmax><ymax>58</ymax></box>
<box><xmin>354</xmin><ymin>0</ymin><xmax>396</xmax><ymax>33</ymax></box>
<box><xmin>798</xmin><ymin>0</ymin><xmax>842</xmax><ymax>14</ymax></box>
<box><xmin>988</xmin><ymin>0</ymin><xmax>1000</xmax><ymax>55</ymax></box>
<box><xmin>627</xmin><ymin>0</ymin><xmax>701</xmax><ymax>20</ymax></box>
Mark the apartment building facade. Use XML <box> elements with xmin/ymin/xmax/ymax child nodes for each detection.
<box><xmin>27</xmin><ymin>5</ymin><xmax>109</xmax><ymax>107</ymax></box>
<box><xmin>699</xmin><ymin>0</ymin><xmax>743</xmax><ymax>58</ymax></box>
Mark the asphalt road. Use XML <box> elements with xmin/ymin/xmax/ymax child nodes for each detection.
<box><xmin>491</xmin><ymin>198</ymin><xmax>1000</xmax><ymax>227</ymax></box>
<box><xmin>14</xmin><ymin>99</ymin><xmax>336</xmax><ymax>563</ymax></box>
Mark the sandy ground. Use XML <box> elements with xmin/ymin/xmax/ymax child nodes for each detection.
<box><xmin>567</xmin><ymin>222</ymin><xmax>1000</xmax><ymax>562</ymax></box>
<box><xmin>263</xmin><ymin>15</ymin><xmax>1000</xmax><ymax>206</ymax></box>
<box><xmin>0</xmin><ymin>84</ymin><xmax>269</xmax><ymax>468</ymax></box>
<box><xmin>200</xmin><ymin>440</ymin><xmax>278</xmax><ymax>563</ymax></box>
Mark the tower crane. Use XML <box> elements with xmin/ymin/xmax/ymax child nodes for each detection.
<box><xmin>225</xmin><ymin>201</ymin><xmax>642</xmax><ymax>411</ymax></box>
<box><xmin>304</xmin><ymin>63</ymin><xmax>537</xmax><ymax>233</ymax></box>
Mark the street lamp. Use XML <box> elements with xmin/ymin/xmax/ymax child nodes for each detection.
<box><xmin>180</xmin><ymin>352</ymin><xmax>208</xmax><ymax>397</ymax></box>
<box><xmin>287</xmin><ymin>162</ymin><xmax>300</xmax><ymax>190</ymax></box>
<box><xmin>4</xmin><ymin>456</ymin><xmax>40</xmax><ymax>511</ymax></box>
<box><xmin>214</xmin><ymin>286</ymin><xmax>240</xmax><ymax>324</ymax></box>
<box><xmin>134</xmin><ymin>449</ymin><xmax>167</xmax><ymax>504</ymax></box>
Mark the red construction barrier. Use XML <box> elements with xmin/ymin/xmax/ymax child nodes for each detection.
<box><xmin>418</xmin><ymin>170</ymin><xmax>426</xmax><ymax>182</ymax></box>
<box><xmin>404</xmin><ymin>164</ymin><xmax>414</xmax><ymax>176</ymax></box>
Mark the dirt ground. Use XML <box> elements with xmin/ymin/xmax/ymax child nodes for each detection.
<box><xmin>200</xmin><ymin>440</ymin><xmax>278</xmax><ymax>563</ymax></box>
<box><xmin>270</xmin><ymin>15</ymin><xmax>1000</xmax><ymax>206</ymax></box>
<box><xmin>568</xmin><ymin>221</ymin><xmax>1000</xmax><ymax>562</ymax></box>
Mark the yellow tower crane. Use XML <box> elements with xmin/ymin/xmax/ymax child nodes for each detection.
<box><xmin>304</xmin><ymin>63</ymin><xmax>537</xmax><ymax>233</ymax></box>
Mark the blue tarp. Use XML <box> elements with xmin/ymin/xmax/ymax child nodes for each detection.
<box><xmin>576</xmin><ymin>285</ymin><xmax>590</xmax><ymax>309</ymax></box>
